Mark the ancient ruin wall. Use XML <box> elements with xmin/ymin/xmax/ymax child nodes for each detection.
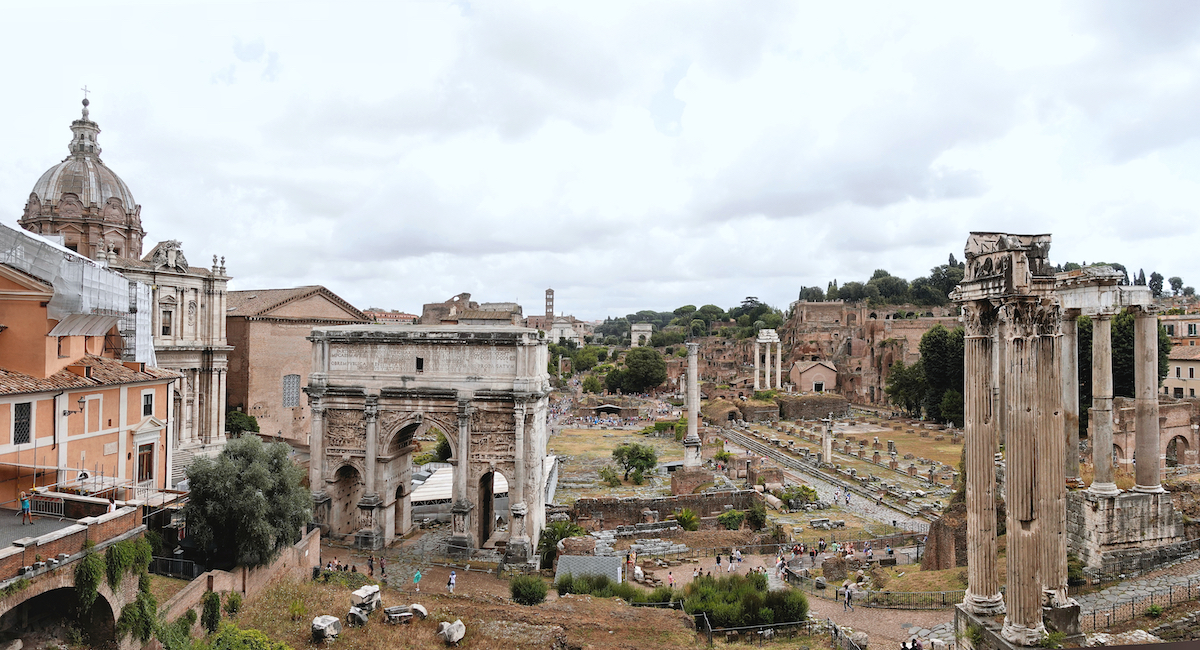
<box><xmin>776</xmin><ymin>394</ymin><xmax>850</xmax><ymax>420</ymax></box>
<box><xmin>571</xmin><ymin>491</ymin><xmax>760</xmax><ymax>530</ymax></box>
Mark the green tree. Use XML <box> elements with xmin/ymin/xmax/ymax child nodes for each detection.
<box><xmin>226</xmin><ymin>411</ymin><xmax>260</xmax><ymax>437</ymax></box>
<box><xmin>885</xmin><ymin>360</ymin><xmax>927</xmax><ymax>417</ymax></box>
<box><xmin>918</xmin><ymin>325</ymin><xmax>964</xmax><ymax>423</ymax></box>
<box><xmin>621</xmin><ymin>347</ymin><xmax>668</xmax><ymax>393</ymax></box>
<box><xmin>1149</xmin><ymin>272</ymin><xmax>1164</xmax><ymax>298</ymax></box>
<box><xmin>939</xmin><ymin>389</ymin><xmax>964</xmax><ymax>428</ymax></box>
<box><xmin>1170</xmin><ymin>276</ymin><xmax>1184</xmax><ymax>295</ymax></box>
<box><xmin>434</xmin><ymin>430</ymin><xmax>452</xmax><ymax>461</ymax></box>
<box><xmin>604</xmin><ymin>368</ymin><xmax>626</xmax><ymax>393</ymax></box>
<box><xmin>798</xmin><ymin>286</ymin><xmax>825</xmax><ymax>302</ymax></box>
<box><xmin>612</xmin><ymin>442</ymin><xmax>658</xmax><ymax>480</ymax></box>
<box><xmin>746</xmin><ymin>500</ymin><xmax>768</xmax><ymax>530</ymax></box>
<box><xmin>582</xmin><ymin>375</ymin><xmax>603</xmax><ymax>393</ymax></box>
<box><xmin>184</xmin><ymin>435</ymin><xmax>312</xmax><ymax>567</ymax></box>
<box><xmin>538</xmin><ymin>520</ymin><xmax>586</xmax><ymax>568</ymax></box>
<box><xmin>676</xmin><ymin>508</ymin><xmax>699</xmax><ymax>531</ymax></box>
<box><xmin>573</xmin><ymin>347</ymin><xmax>599</xmax><ymax>372</ymax></box>
<box><xmin>1075</xmin><ymin>311</ymin><xmax>1172</xmax><ymax>436</ymax></box>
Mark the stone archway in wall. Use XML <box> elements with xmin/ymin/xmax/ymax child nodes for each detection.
<box><xmin>1167</xmin><ymin>435</ymin><xmax>1189</xmax><ymax>468</ymax></box>
<box><xmin>377</xmin><ymin>410</ymin><xmax>458</xmax><ymax>544</ymax></box>
<box><xmin>332</xmin><ymin>464</ymin><xmax>365</xmax><ymax>536</ymax></box>
<box><xmin>0</xmin><ymin>586</ymin><xmax>116</xmax><ymax>648</ymax></box>
<box><xmin>1112</xmin><ymin>444</ymin><xmax>1124</xmax><ymax>467</ymax></box>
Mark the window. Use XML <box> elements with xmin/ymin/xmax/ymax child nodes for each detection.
<box><xmin>13</xmin><ymin>402</ymin><xmax>30</xmax><ymax>445</ymax></box>
<box><xmin>1178</xmin><ymin>366</ymin><xmax>1182</xmax><ymax>378</ymax></box>
<box><xmin>137</xmin><ymin>443</ymin><xmax>154</xmax><ymax>483</ymax></box>
<box><xmin>416</xmin><ymin>357</ymin><xmax>424</xmax><ymax>372</ymax></box>
<box><xmin>161</xmin><ymin>310</ymin><xmax>173</xmax><ymax>336</ymax></box>
<box><xmin>1190</xmin><ymin>323</ymin><xmax>1198</xmax><ymax>337</ymax></box>
<box><xmin>1192</xmin><ymin>367</ymin><xmax>1196</xmax><ymax>379</ymax></box>
<box><xmin>142</xmin><ymin>392</ymin><xmax>153</xmax><ymax>417</ymax></box>
<box><xmin>282</xmin><ymin>374</ymin><xmax>301</xmax><ymax>408</ymax></box>
<box><xmin>1175</xmin><ymin>387</ymin><xmax>1185</xmax><ymax>399</ymax></box>
<box><xmin>1167</xmin><ymin>324</ymin><xmax>1176</xmax><ymax>336</ymax></box>
<box><xmin>1192</xmin><ymin>388</ymin><xmax>1196</xmax><ymax>397</ymax></box>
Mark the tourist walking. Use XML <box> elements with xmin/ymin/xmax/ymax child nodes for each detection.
<box><xmin>380</xmin><ymin>556</ymin><xmax>387</xmax><ymax>577</ymax></box>
<box><xmin>843</xmin><ymin>586</ymin><xmax>853</xmax><ymax>611</ymax></box>
<box><xmin>367</xmin><ymin>555</ymin><xmax>374</xmax><ymax>577</ymax></box>
<box><xmin>447</xmin><ymin>570</ymin><xmax>456</xmax><ymax>594</ymax></box>
<box><xmin>715</xmin><ymin>554</ymin><xmax>722</xmax><ymax>571</ymax></box>
<box><xmin>413</xmin><ymin>569</ymin><xmax>422</xmax><ymax>592</ymax></box>
<box><xmin>19</xmin><ymin>492</ymin><xmax>32</xmax><ymax>525</ymax></box>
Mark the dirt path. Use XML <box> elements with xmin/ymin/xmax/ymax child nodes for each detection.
<box><xmin>807</xmin><ymin>596</ymin><xmax>952</xmax><ymax>647</ymax></box>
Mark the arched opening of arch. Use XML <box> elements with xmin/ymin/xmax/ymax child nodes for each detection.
<box><xmin>0</xmin><ymin>587</ymin><xmax>115</xmax><ymax>648</ymax></box>
<box><xmin>1112</xmin><ymin>444</ymin><xmax>1124</xmax><ymax>467</ymax></box>
<box><xmin>332</xmin><ymin>465</ymin><xmax>364</xmax><ymax>537</ymax></box>
<box><xmin>477</xmin><ymin>470</ymin><xmax>511</xmax><ymax>548</ymax></box>
<box><xmin>1167</xmin><ymin>435</ymin><xmax>1189</xmax><ymax>468</ymax></box>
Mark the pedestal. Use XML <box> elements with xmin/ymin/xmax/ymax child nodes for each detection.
<box><xmin>354</xmin><ymin>495</ymin><xmax>383</xmax><ymax>550</ymax></box>
<box><xmin>448</xmin><ymin>500</ymin><xmax>475</xmax><ymax>558</ymax></box>
<box><xmin>311</xmin><ymin>492</ymin><xmax>332</xmax><ymax>535</ymax></box>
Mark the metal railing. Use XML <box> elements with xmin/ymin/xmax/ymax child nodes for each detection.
<box><xmin>149</xmin><ymin>556</ymin><xmax>203</xmax><ymax>580</ymax></box>
<box><xmin>694</xmin><ymin>613</ymin><xmax>857</xmax><ymax>648</ymax></box>
<box><xmin>30</xmin><ymin>494</ymin><xmax>64</xmax><ymax>519</ymax></box>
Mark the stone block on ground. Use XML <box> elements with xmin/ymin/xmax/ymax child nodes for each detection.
<box><xmin>311</xmin><ymin>615</ymin><xmax>342</xmax><ymax>643</ymax></box>
<box><xmin>410</xmin><ymin>603</ymin><xmax>428</xmax><ymax>619</ymax></box>
<box><xmin>438</xmin><ymin>619</ymin><xmax>467</xmax><ymax>645</ymax></box>
<box><xmin>347</xmin><ymin>606</ymin><xmax>368</xmax><ymax>627</ymax></box>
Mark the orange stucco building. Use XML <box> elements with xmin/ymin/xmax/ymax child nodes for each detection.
<box><xmin>0</xmin><ymin>226</ymin><xmax>177</xmax><ymax>508</ymax></box>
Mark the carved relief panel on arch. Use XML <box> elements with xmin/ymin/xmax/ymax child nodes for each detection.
<box><xmin>325</xmin><ymin>409</ymin><xmax>366</xmax><ymax>449</ymax></box>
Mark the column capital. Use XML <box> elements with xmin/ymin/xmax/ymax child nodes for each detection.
<box><xmin>961</xmin><ymin>300</ymin><xmax>998</xmax><ymax>337</ymax></box>
<box><xmin>364</xmin><ymin>396</ymin><xmax>379</xmax><ymax>422</ymax></box>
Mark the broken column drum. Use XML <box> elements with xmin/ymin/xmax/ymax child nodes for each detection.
<box><xmin>305</xmin><ymin>324</ymin><xmax>551</xmax><ymax>562</ymax></box>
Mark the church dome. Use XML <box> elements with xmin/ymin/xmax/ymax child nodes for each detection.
<box><xmin>20</xmin><ymin>99</ymin><xmax>145</xmax><ymax>259</ymax></box>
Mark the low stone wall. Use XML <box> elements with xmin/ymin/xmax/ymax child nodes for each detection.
<box><xmin>776</xmin><ymin>394</ymin><xmax>850</xmax><ymax>421</ymax></box>
<box><xmin>160</xmin><ymin>527</ymin><xmax>321</xmax><ymax>632</ymax></box>
<box><xmin>572</xmin><ymin>491</ymin><xmax>760</xmax><ymax>530</ymax></box>
<box><xmin>671</xmin><ymin>468</ymin><xmax>714</xmax><ymax>495</ymax></box>
<box><xmin>738</xmin><ymin>403</ymin><xmax>779</xmax><ymax>422</ymax></box>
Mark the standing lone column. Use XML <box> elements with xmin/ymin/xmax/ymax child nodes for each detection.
<box><xmin>754</xmin><ymin>340</ymin><xmax>761</xmax><ymax>391</ymax></box>
<box><xmin>1035</xmin><ymin>304</ymin><xmax>1068</xmax><ymax>606</ymax></box>
<box><xmin>775</xmin><ymin>341</ymin><xmax>782</xmax><ymax>389</ymax></box>
<box><xmin>1089</xmin><ymin>313</ymin><xmax>1120</xmax><ymax>496</ymax></box>
<box><xmin>1133</xmin><ymin>308</ymin><xmax>1165</xmax><ymax>493</ymax></box>
<box><xmin>961</xmin><ymin>302</ymin><xmax>1005</xmax><ymax>616</ymax></box>
<box><xmin>1062</xmin><ymin>311</ymin><xmax>1081</xmax><ymax>485</ymax></box>
<box><xmin>687</xmin><ymin>343</ymin><xmax>700</xmax><ymax>443</ymax></box>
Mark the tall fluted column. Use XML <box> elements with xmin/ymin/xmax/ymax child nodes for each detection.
<box><xmin>309</xmin><ymin>398</ymin><xmax>326</xmax><ymax>497</ymax></box>
<box><xmin>1062</xmin><ymin>312</ymin><xmax>1081</xmax><ymax>485</ymax></box>
<box><xmin>1133</xmin><ymin>309</ymin><xmax>1165</xmax><ymax>493</ymax></box>
<box><xmin>754</xmin><ymin>341</ymin><xmax>761</xmax><ymax>391</ymax></box>
<box><xmin>1036</xmin><ymin>307</ymin><xmax>1068</xmax><ymax>606</ymax></box>
<box><xmin>1001</xmin><ymin>301</ymin><xmax>1047</xmax><ymax>646</ymax></box>
<box><xmin>1089</xmin><ymin>313</ymin><xmax>1120</xmax><ymax>496</ymax></box>
<box><xmin>962</xmin><ymin>301</ymin><xmax>1005</xmax><ymax>615</ymax></box>
<box><xmin>510</xmin><ymin>400</ymin><xmax>528</xmax><ymax>554</ymax></box>
<box><xmin>449</xmin><ymin>396</ymin><xmax>475</xmax><ymax>553</ymax></box>
<box><xmin>364</xmin><ymin>396</ymin><xmax>379</xmax><ymax>498</ymax></box>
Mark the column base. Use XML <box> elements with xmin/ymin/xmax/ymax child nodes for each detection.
<box><xmin>1131</xmin><ymin>483</ymin><xmax>1167</xmax><ymax>494</ymax></box>
<box><xmin>1043</xmin><ymin>599</ymin><xmax>1083</xmax><ymax>646</ymax></box>
<box><xmin>1001</xmin><ymin>618</ymin><xmax>1046</xmax><ymax>647</ymax></box>
<box><xmin>503</xmin><ymin>537</ymin><xmax>532</xmax><ymax>565</ymax></box>
<box><xmin>963</xmin><ymin>591</ymin><xmax>1007</xmax><ymax>616</ymax></box>
<box><xmin>1087</xmin><ymin>482</ymin><xmax>1121</xmax><ymax>497</ymax></box>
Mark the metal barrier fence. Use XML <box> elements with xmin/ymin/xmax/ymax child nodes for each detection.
<box><xmin>781</xmin><ymin>568</ymin><xmax>967</xmax><ymax>610</ymax></box>
<box><xmin>693</xmin><ymin>613</ymin><xmax>857</xmax><ymax>648</ymax></box>
<box><xmin>1080</xmin><ymin>575</ymin><xmax>1199</xmax><ymax>632</ymax></box>
<box><xmin>150</xmin><ymin>556</ymin><xmax>203</xmax><ymax>580</ymax></box>
<box><xmin>634</xmin><ymin>534</ymin><xmax>926</xmax><ymax>563</ymax></box>
<box><xmin>30</xmin><ymin>494</ymin><xmax>64</xmax><ymax>520</ymax></box>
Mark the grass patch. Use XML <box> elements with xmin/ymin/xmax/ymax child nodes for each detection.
<box><xmin>148</xmin><ymin>574</ymin><xmax>190</xmax><ymax>605</ymax></box>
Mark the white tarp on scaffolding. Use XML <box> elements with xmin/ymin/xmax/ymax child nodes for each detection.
<box><xmin>0</xmin><ymin>223</ymin><xmax>156</xmax><ymax>365</ymax></box>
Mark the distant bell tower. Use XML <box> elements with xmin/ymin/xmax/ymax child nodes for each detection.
<box><xmin>545</xmin><ymin>288</ymin><xmax>554</xmax><ymax>321</ymax></box>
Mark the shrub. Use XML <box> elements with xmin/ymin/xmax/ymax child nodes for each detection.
<box><xmin>683</xmin><ymin>573</ymin><xmax>797</xmax><ymax>628</ymax></box>
<box><xmin>201</xmin><ymin>591</ymin><xmax>222</xmax><ymax>633</ymax></box>
<box><xmin>746</xmin><ymin>500</ymin><xmax>768</xmax><ymax>531</ymax></box>
<box><xmin>631</xmin><ymin>468</ymin><xmax>645</xmax><ymax>485</ymax></box>
<box><xmin>224</xmin><ymin>591</ymin><xmax>243</xmax><ymax>617</ymax></box>
<box><xmin>510</xmin><ymin>575</ymin><xmax>548</xmax><ymax>605</ymax></box>
<box><xmin>314</xmin><ymin>569</ymin><xmax>376</xmax><ymax>589</ymax></box>
<box><xmin>1145</xmin><ymin>604</ymin><xmax>1163</xmax><ymax>618</ymax></box>
<box><xmin>288</xmin><ymin>598</ymin><xmax>307</xmax><ymax>621</ymax></box>
<box><xmin>717</xmin><ymin>509</ymin><xmax>745</xmax><ymax>530</ymax></box>
<box><xmin>1040</xmin><ymin>630</ymin><xmax>1066</xmax><ymax>648</ymax></box>
<box><xmin>598</xmin><ymin>466</ymin><xmax>622</xmax><ymax>487</ymax></box>
<box><xmin>553</xmin><ymin>574</ymin><xmax>645</xmax><ymax>602</ymax></box>
<box><xmin>676</xmin><ymin>508</ymin><xmax>699</xmax><ymax>531</ymax></box>
<box><xmin>116</xmin><ymin>590</ymin><xmax>158</xmax><ymax>642</ymax></box>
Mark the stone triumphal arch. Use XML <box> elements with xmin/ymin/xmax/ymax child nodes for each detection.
<box><xmin>305</xmin><ymin>324</ymin><xmax>550</xmax><ymax>563</ymax></box>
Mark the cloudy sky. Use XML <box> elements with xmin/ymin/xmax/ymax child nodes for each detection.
<box><xmin>2</xmin><ymin>1</ymin><xmax>1198</xmax><ymax>320</ymax></box>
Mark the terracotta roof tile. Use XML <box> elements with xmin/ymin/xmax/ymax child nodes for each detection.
<box><xmin>226</xmin><ymin>286</ymin><xmax>367</xmax><ymax>321</ymax></box>
<box><xmin>0</xmin><ymin>355</ymin><xmax>179</xmax><ymax>396</ymax></box>
<box><xmin>1169</xmin><ymin>345</ymin><xmax>1200</xmax><ymax>361</ymax></box>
